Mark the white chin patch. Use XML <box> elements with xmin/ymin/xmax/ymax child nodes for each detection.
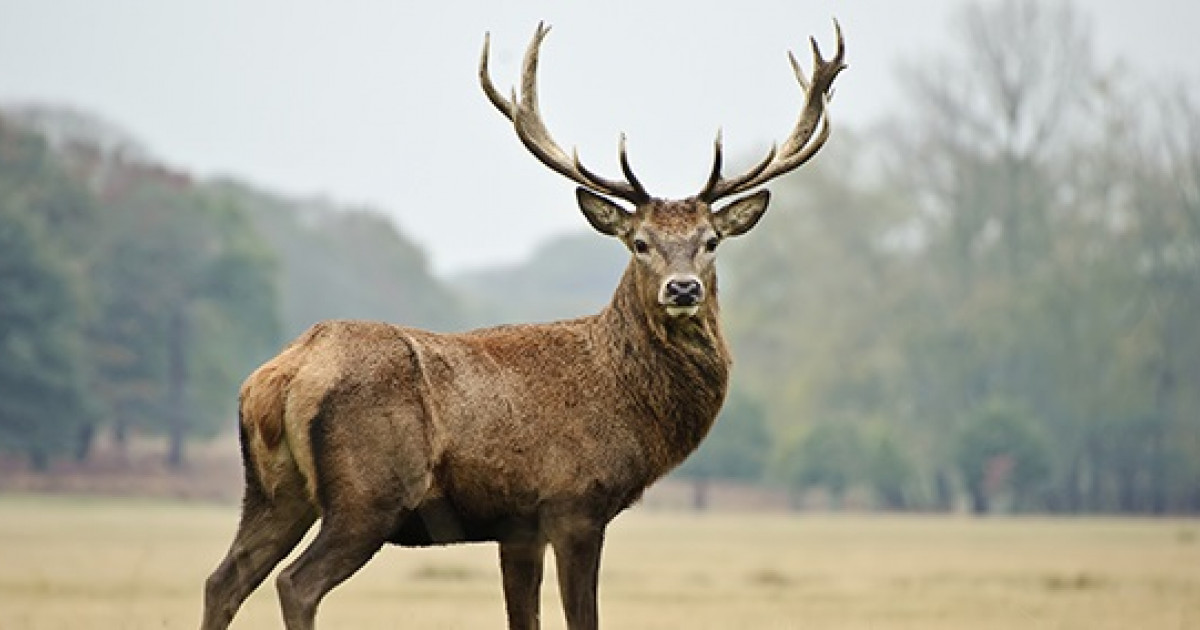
<box><xmin>664</xmin><ymin>305</ymin><xmax>701</xmax><ymax>318</ymax></box>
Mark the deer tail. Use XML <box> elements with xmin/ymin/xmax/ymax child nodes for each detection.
<box><xmin>238</xmin><ymin>362</ymin><xmax>294</xmax><ymax>501</ymax></box>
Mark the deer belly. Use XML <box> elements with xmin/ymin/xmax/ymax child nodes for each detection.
<box><xmin>387</xmin><ymin>496</ymin><xmax>538</xmax><ymax>546</ymax></box>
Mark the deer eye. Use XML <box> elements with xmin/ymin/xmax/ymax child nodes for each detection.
<box><xmin>705</xmin><ymin>237</ymin><xmax>720</xmax><ymax>253</ymax></box>
<box><xmin>633</xmin><ymin>238</ymin><xmax>650</xmax><ymax>255</ymax></box>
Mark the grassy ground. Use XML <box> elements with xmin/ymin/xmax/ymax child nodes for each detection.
<box><xmin>1</xmin><ymin>495</ymin><xmax>1197</xmax><ymax>629</ymax></box>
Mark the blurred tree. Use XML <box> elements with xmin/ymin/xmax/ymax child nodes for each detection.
<box><xmin>159</xmin><ymin>189</ymin><xmax>280</xmax><ymax>468</ymax></box>
<box><xmin>889</xmin><ymin>0</ymin><xmax>1093</xmax><ymax>279</ymax></box>
<box><xmin>216</xmin><ymin>180</ymin><xmax>465</xmax><ymax>338</ymax></box>
<box><xmin>0</xmin><ymin>118</ymin><xmax>93</xmax><ymax>469</ymax></box>
<box><xmin>778</xmin><ymin>421</ymin><xmax>867</xmax><ymax>509</ymax></box>
<box><xmin>1095</xmin><ymin>84</ymin><xmax>1200</xmax><ymax>512</ymax></box>
<box><xmin>0</xmin><ymin>209</ymin><xmax>90</xmax><ymax>469</ymax></box>
<box><xmin>884</xmin><ymin>0</ymin><xmax>1120</xmax><ymax>512</ymax></box>
<box><xmin>2</xmin><ymin>107</ymin><xmax>467</xmax><ymax>471</ymax></box>
<box><xmin>721</xmin><ymin>128</ymin><xmax>924</xmax><ymax>508</ymax></box>
<box><xmin>721</xmin><ymin>0</ymin><xmax>1200</xmax><ymax>515</ymax></box>
<box><xmin>954</xmin><ymin>401</ymin><xmax>1049</xmax><ymax>514</ymax></box>
<box><xmin>865</xmin><ymin>429</ymin><xmax>917</xmax><ymax>510</ymax></box>
<box><xmin>85</xmin><ymin>164</ymin><xmax>279</xmax><ymax>468</ymax></box>
<box><xmin>33</xmin><ymin>116</ymin><xmax>283</xmax><ymax>468</ymax></box>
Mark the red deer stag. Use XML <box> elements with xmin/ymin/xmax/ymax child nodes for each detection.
<box><xmin>201</xmin><ymin>20</ymin><xmax>845</xmax><ymax>630</ymax></box>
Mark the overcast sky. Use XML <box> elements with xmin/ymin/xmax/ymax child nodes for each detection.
<box><xmin>2</xmin><ymin>0</ymin><xmax>1196</xmax><ymax>274</ymax></box>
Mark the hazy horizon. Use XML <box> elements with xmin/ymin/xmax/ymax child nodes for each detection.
<box><xmin>2</xmin><ymin>0</ymin><xmax>1196</xmax><ymax>274</ymax></box>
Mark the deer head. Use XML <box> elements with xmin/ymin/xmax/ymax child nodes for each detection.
<box><xmin>480</xmin><ymin>22</ymin><xmax>846</xmax><ymax>319</ymax></box>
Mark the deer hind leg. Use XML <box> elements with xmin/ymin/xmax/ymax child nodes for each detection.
<box><xmin>274</xmin><ymin>509</ymin><xmax>396</xmax><ymax>630</ymax></box>
<box><xmin>500</xmin><ymin>539</ymin><xmax>548</xmax><ymax>630</ymax></box>
<box><xmin>274</xmin><ymin>403</ymin><xmax>435</xmax><ymax>629</ymax></box>
<box><xmin>201</xmin><ymin>470</ymin><xmax>317</xmax><ymax>630</ymax></box>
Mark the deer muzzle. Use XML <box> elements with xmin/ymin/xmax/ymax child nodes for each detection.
<box><xmin>660</xmin><ymin>275</ymin><xmax>705</xmax><ymax>317</ymax></box>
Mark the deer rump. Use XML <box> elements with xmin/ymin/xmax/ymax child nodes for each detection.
<box><xmin>240</xmin><ymin>319</ymin><xmax>678</xmax><ymax>548</ymax></box>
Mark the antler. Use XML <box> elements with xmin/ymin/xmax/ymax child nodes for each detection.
<box><xmin>481</xmin><ymin>23</ymin><xmax>651</xmax><ymax>204</ymax></box>
<box><xmin>697</xmin><ymin>20</ymin><xmax>847</xmax><ymax>203</ymax></box>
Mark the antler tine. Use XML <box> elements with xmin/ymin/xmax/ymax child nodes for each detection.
<box><xmin>479</xmin><ymin>32</ymin><xmax>514</xmax><ymax>119</ymax></box>
<box><xmin>617</xmin><ymin>133</ymin><xmax>649</xmax><ymax>200</ymax></box>
<box><xmin>788</xmin><ymin>50</ymin><xmax>810</xmax><ymax>92</ymax></box>
<box><xmin>698</xmin><ymin>19</ymin><xmax>847</xmax><ymax>203</ymax></box>
<box><xmin>573</xmin><ymin>134</ymin><xmax>651</xmax><ymax>203</ymax></box>
<box><xmin>480</xmin><ymin>23</ymin><xmax>650</xmax><ymax>204</ymax></box>
<box><xmin>700</xmin><ymin>127</ymin><xmax>779</xmax><ymax>203</ymax></box>
<box><xmin>701</xmin><ymin>129</ymin><xmax>725</xmax><ymax>197</ymax></box>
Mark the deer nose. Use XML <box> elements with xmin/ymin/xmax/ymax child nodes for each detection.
<box><xmin>663</xmin><ymin>277</ymin><xmax>704</xmax><ymax>306</ymax></box>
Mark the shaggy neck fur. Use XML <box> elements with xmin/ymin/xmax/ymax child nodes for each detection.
<box><xmin>597</xmin><ymin>261</ymin><xmax>732</xmax><ymax>474</ymax></box>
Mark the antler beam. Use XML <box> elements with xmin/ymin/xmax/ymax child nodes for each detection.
<box><xmin>480</xmin><ymin>23</ymin><xmax>651</xmax><ymax>204</ymax></box>
<box><xmin>697</xmin><ymin>20</ymin><xmax>847</xmax><ymax>203</ymax></box>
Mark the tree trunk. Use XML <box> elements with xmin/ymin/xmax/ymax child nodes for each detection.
<box><xmin>1115</xmin><ymin>463</ymin><xmax>1138</xmax><ymax>513</ymax></box>
<box><xmin>1062</xmin><ymin>456</ymin><xmax>1082</xmax><ymax>513</ymax></box>
<box><xmin>967</xmin><ymin>483</ymin><xmax>989</xmax><ymax>515</ymax></box>
<box><xmin>165</xmin><ymin>306</ymin><xmax>189</xmax><ymax>469</ymax></box>
<box><xmin>691</xmin><ymin>476</ymin><xmax>710</xmax><ymax>512</ymax></box>
<box><xmin>28</xmin><ymin>447</ymin><xmax>49</xmax><ymax>473</ymax></box>
<box><xmin>1150</xmin><ymin>350</ymin><xmax>1176</xmax><ymax>514</ymax></box>
<box><xmin>74</xmin><ymin>422</ymin><xmax>95</xmax><ymax>462</ymax></box>
<box><xmin>933</xmin><ymin>470</ymin><xmax>955</xmax><ymax>512</ymax></box>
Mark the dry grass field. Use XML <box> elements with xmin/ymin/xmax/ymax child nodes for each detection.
<box><xmin>0</xmin><ymin>494</ymin><xmax>1197</xmax><ymax>629</ymax></box>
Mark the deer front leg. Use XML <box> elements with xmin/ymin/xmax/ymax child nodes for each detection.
<box><xmin>500</xmin><ymin>539</ymin><xmax>548</xmax><ymax>630</ymax></box>
<box><xmin>549</xmin><ymin>524</ymin><xmax>605</xmax><ymax>630</ymax></box>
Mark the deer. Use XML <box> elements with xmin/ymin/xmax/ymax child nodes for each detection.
<box><xmin>200</xmin><ymin>20</ymin><xmax>845</xmax><ymax>630</ymax></box>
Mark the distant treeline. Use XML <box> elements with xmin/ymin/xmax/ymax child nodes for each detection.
<box><xmin>0</xmin><ymin>105</ymin><xmax>463</xmax><ymax>471</ymax></box>
<box><xmin>2</xmin><ymin>0</ymin><xmax>1197</xmax><ymax>514</ymax></box>
<box><xmin>718</xmin><ymin>1</ymin><xmax>1200</xmax><ymax>515</ymax></box>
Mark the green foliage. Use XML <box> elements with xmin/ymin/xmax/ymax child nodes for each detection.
<box><xmin>0</xmin><ymin>108</ymin><xmax>468</xmax><ymax>470</ymax></box>
<box><xmin>0</xmin><ymin>120</ymin><xmax>93</xmax><ymax>468</ymax></box>
<box><xmin>76</xmin><ymin>155</ymin><xmax>282</xmax><ymax>466</ymax></box>
<box><xmin>0</xmin><ymin>109</ymin><xmax>285</xmax><ymax>467</ymax></box>
<box><xmin>777</xmin><ymin>422</ymin><xmax>866</xmax><ymax>506</ymax></box>
<box><xmin>954</xmin><ymin>402</ymin><xmax>1049</xmax><ymax>514</ymax></box>
<box><xmin>219</xmin><ymin>181</ymin><xmax>465</xmax><ymax>337</ymax></box>
<box><xmin>0</xmin><ymin>207</ymin><xmax>89</xmax><ymax>468</ymax></box>
<box><xmin>721</xmin><ymin>0</ymin><xmax>1200</xmax><ymax>514</ymax></box>
<box><xmin>866</xmin><ymin>430</ymin><xmax>917</xmax><ymax>510</ymax></box>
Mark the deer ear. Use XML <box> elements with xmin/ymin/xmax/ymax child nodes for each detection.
<box><xmin>712</xmin><ymin>189</ymin><xmax>771</xmax><ymax>237</ymax></box>
<box><xmin>577</xmin><ymin>187</ymin><xmax>632</xmax><ymax>237</ymax></box>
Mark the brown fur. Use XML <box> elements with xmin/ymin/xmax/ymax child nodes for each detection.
<box><xmin>201</xmin><ymin>200</ymin><xmax>748</xmax><ymax>630</ymax></box>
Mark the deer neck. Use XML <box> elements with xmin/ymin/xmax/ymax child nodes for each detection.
<box><xmin>597</xmin><ymin>262</ymin><xmax>732</xmax><ymax>470</ymax></box>
<box><xmin>601</xmin><ymin>262</ymin><xmax>728</xmax><ymax>355</ymax></box>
